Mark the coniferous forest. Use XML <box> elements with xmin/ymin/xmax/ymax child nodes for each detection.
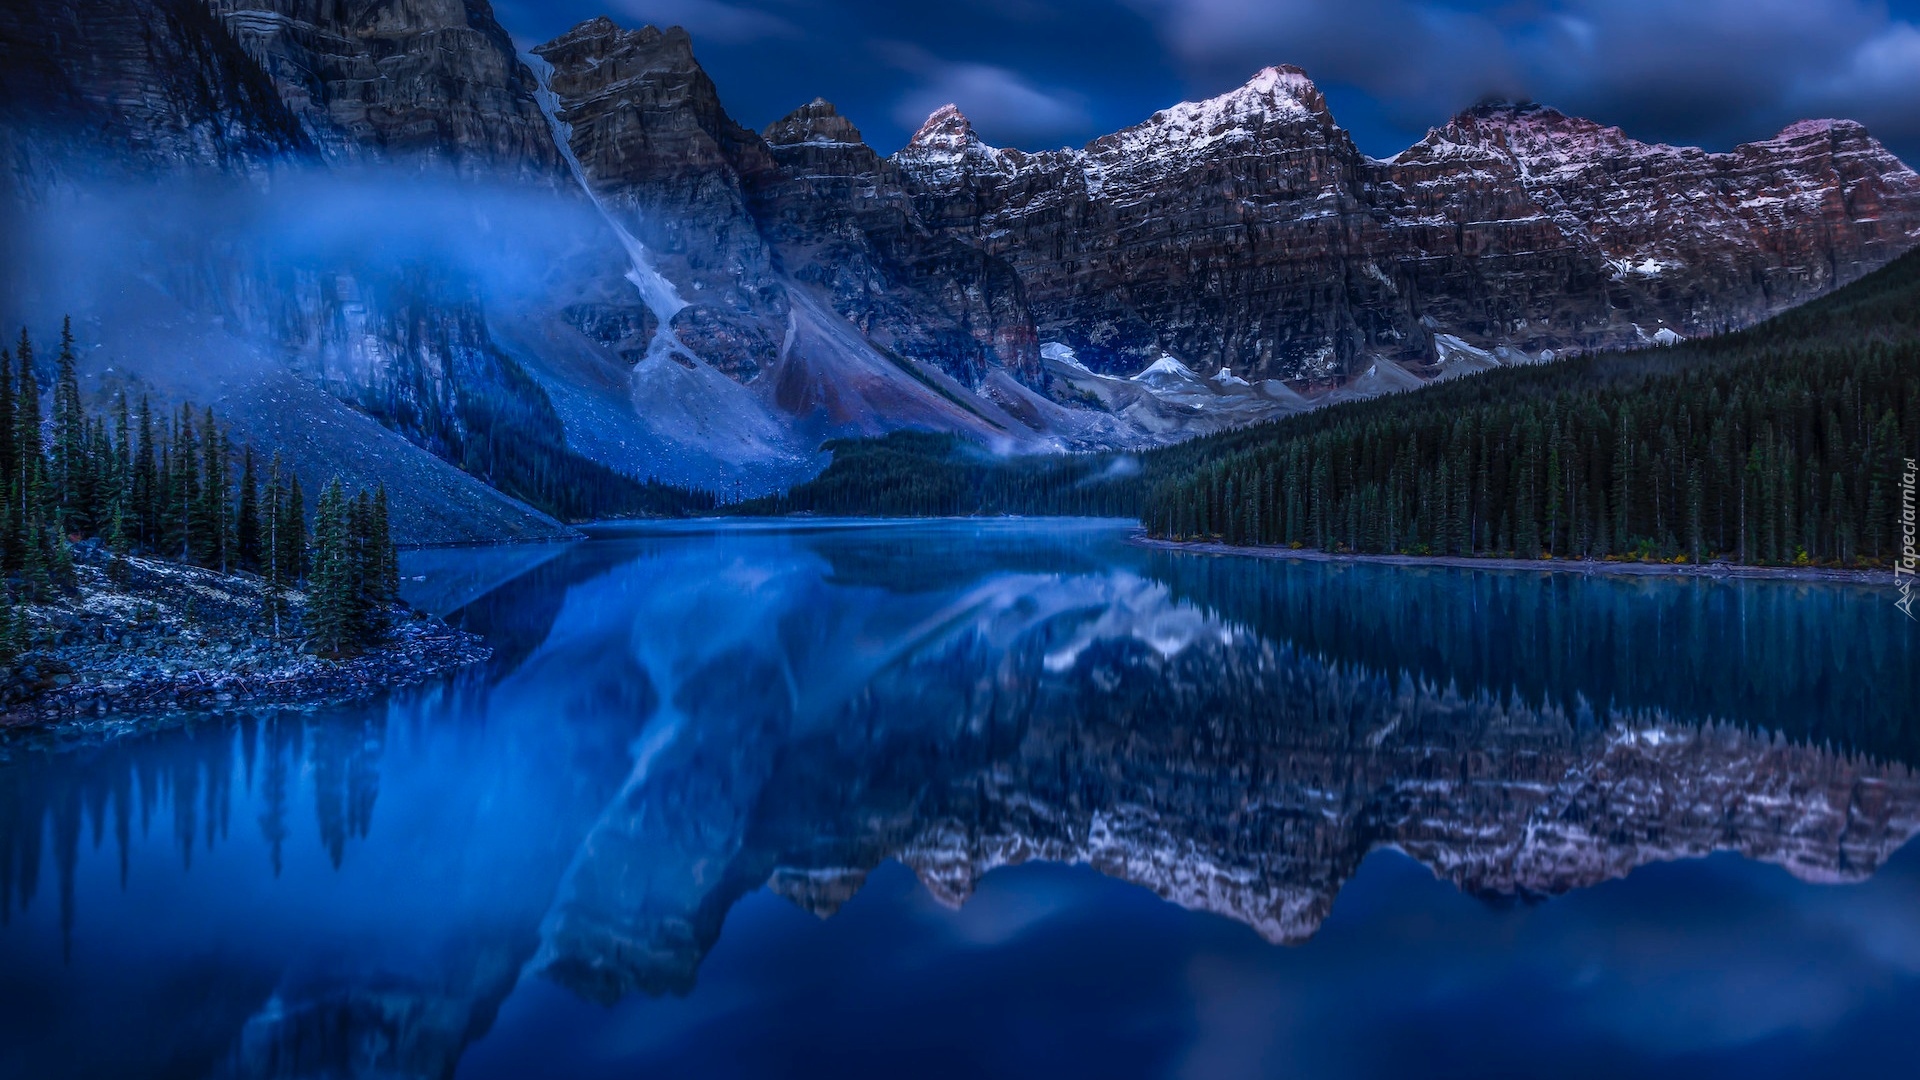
<box><xmin>760</xmin><ymin>247</ymin><xmax>1920</xmax><ymax>568</ymax></box>
<box><xmin>1</xmin><ymin>319</ymin><xmax>402</xmax><ymax>656</ymax></box>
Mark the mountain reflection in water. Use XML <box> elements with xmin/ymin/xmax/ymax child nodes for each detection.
<box><xmin>1</xmin><ymin>519</ymin><xmax>1915</xmax><ymax>1079</ymax></box>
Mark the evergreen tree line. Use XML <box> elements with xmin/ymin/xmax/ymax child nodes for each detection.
<box><xmin>2</xmin><ymin>319</ymin><xmax>401</xmax><ymax>654</ymax></box>
<box><xmin>1139</xmin><ymin>251</ymin><xmax>1920</xmax><ymax>564</ymax></box>
<box><xmin>740</xmin><ymin>431</ymin><xmax>1146</xmax><ymax>519</ymax></box>
<box><xmin>759</xmin><ymin>248</ymin><xmax>1920</xmax><ymax>569</ymax></box>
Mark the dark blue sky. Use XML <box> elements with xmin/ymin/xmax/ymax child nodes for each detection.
<box><xmin>494</xmin><ymin>0</ymin><xmax>1920</xmax><ymax>164</ymax></box>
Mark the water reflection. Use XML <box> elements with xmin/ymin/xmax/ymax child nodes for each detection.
<box><xmin>0</xmin><ymin>520</ymin><xmax>1914</xmax><ymax>1078</ymax></box>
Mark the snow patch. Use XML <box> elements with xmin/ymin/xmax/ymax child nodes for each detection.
<box><xmin>1607</xmin><ymin>254</ymin><xmax>1679</xmax><ymax>280</ymax></box>
<box><xmin>1131</xmin><ymin>354</ymin><xmax>1202</xmax><ymax>386</ymax></box>
<box><xmin>1041</xmin><ymin>341</ymin><xmax>1090</xmax><ymax>371</ymax></box>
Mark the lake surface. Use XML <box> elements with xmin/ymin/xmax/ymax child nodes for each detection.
<box><xmin>3</xmin><ymin>519</ymin><xmax>1918</xmax><ymax>1079</ymax></box>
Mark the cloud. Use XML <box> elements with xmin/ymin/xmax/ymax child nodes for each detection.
<box><xmin>1122</xmin><ymin>0</ymin><xmax>1920</xmax><ymax>156</ymax></box>
<box><xmin>1122</xmin><ymin>0</ymin><xmax>1524</xmax><ymax>110</ymax></box>
<box><xmin>1804</xmin><ymin>21</ymin><xmax>1920</xmax><ymax>145</ymax></box>
<box><xmin>610</xmin><ymin>0</ymin><xmax>803</xmax><ymax>43</ymax></box>
<box><xmin>885</xmin><ymin>47</ymin><xmax>1093</xmax><ymax>146</ymax></box>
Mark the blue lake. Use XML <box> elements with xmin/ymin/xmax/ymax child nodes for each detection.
<box><xmin>2</xmin><ymin>519</ymin><xmax>1917</xmax><ymax>1079</ymax></box>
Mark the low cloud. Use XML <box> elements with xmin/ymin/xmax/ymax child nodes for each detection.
<box><xmin>886</xmin><ymin>48</ymin><xmax>1093</xmax><ymax>146</ymax></box>
<box><xmin>1805</xmin><ymin>22</ymin><xmax>1920</xmax><ymax>145</ymax></box>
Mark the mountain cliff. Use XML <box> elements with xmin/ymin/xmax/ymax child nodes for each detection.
<box><xmin>893</xmin><ymin>69</ymin><xmax>1920</xmax><ymax>382</ymax></box>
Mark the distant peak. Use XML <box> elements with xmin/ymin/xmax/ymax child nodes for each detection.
<box><xmin>910</xmin><ymin>104</ymin><xmax>979</xmax><ymax>150</ymax></box>
<box><xmin>536</xmin><ymin>16</ymin><xmax>689</xmax><ymax>60</ymax></box>
<box><xmin>1241</xmin><ymin>65</ymin><xmax>1318</xmax><ymax>99</ymax></box>
<box><xmin>1772</xmin><ymin>117</ymin><xmax>1864</xmax><ymax>140</ymax></box>
<box><xmin>1215</xmin><ymin>65</ymin><xmax>1326</xmax><ymax>114</ymax></box>
<box><xmin>1128</xmin><ymin>64</ymin><xmax>1330</xmax><ymax>141</ymax></box>
<box><xmin>764</xmin><ymin>98</ymin><xmax>865</xmax><ymax>148</ymax></box>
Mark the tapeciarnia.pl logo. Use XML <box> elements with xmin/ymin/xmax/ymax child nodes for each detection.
<box><xmin>1899</xmin><ymin>457</ymin><xmax>1917</xmax><ymax>620</ymax></box>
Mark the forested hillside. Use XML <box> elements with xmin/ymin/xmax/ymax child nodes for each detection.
<box><xmin>760</xmin><ymin>247</ymin><xmax>1920</xmax><ymax>567</ymax></box>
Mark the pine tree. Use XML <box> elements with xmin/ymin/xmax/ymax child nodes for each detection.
<box><xmin>307</xmin><ymin>478</ymin><xmax>351</xmax><ymax>655</ymax></box>
<box><xmin>110</xmin><ymin>395</ymin><xmax>131</xmax><ymax>534</ymax></box>
<box><xmin>13</xmin><ymin>333</ymin><xmax>57</xmax><ymax>585</ymax></box>
<box><xmin>277</xmin><ymin>471</ymin><xmax>306</xmax><ymax>585</ymax></box>
<box><xmin>50</xmin><ymin>317</ymin><xmax>88</xmax><ymax>537</ymax></box>
<box><xmin>15</xmin><ymin>330</ymin><xmax>44</xmax><ymax>521</ymax></box>
<box><xmin>236</xmin><ymin>445</ymin><xmax>261</xmax><ymax>573</ymax></box>
<box><xmin>262</xmin><ymin>454</ymin><xmax>290</xmax><ymax>635</ymax></box>
<box><xmin>105</xmin><ymin>497</ymin><xmax>132</xmax><ymax>587</ymax></box>
<box><xmin>191</xmin><ymin>406</ymin><xmax>225</xmax><ymax>568</ymax></box>
<box><xmin>133</xmin><ymin>396</ymin><xmax>157</xmax><ymax>550</ymax></box>
<box><xmin>0</xmin><ymin>348</ymin><xmax>14</xmax><ymax>571</ymax></box>
<box><xmin>372</xmin><ymin>484</ymin><xmax>397</xmax><ymax>614</ymax></box>
<box><xmin>170</xmin><ymin>405</ymin><xmax>200</xmax><ymax>563</ymax></box>
<box><xmin>348</xmin><ymin>488</ymin><xmax>374</xmax><ymax>633</ymax></box>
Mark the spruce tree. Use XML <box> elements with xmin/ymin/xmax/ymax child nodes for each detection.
<box><xmin>170</xmin><ymin>405</ymin><xmax>200</xmax><ymax>562</ymax></box>
<box><xmin>0</xmin><ymin>348</ymin><xmax>14</xmax><ymax>571</ymax></box>
<box><xmin>307</xmin><ymin>478</ymin><xmax>351</xmax><ymax>655</ymax></box>
<box><xmin>188</xmin><ymin>406</ymin><xmax>225</xmax><ymax>568</ymax></box>
<box><xmin>133</xmin><ymin>396</ymin><xmax>157</xmax><ymax>550</ymax></box>
<box><xmin>51</xmin><ymin>317</ymin><xmax>87</xmax><ymax>536</ymax></box>
<box><xmin>15</xmin><ymin>330</ymin><xmax>46</xmax><ymax>525</ymax></box>
<box><xmin>262</xmin><ymin>454</ymin><xmax>289</xmax><ymax>635</ymax></box>
<box><xmin>278</xmin><ymin>472</ymin><xmax>306</xmax><ymax>585</ymax></box>
<box><xmin>348</xmin><ymin>488</ymin><xmax>373</xmax><ymax>634</ymax></box>
<box><xmin>105</xmin><ymin>498</ymin><xmax>132</xmax><ymax>587</ymax></box>
<box><xmin>84</xmin><ymin>418</ymin><xmax>107</xmax><ymax>529</ymax></box>
<box><xmin>109</xmin><ymin>396</ymin><xmax>131</xmax><ymax>538</ymax></box>
<box><xmin>236</xmin><ymin>445</ymin><xmax>261</xmax><ymax>573</ymax></box>
<box><xmin>0</xmin><ymin>347</ymin><xmax>13</xmax><ymax>567</ymax></box>
<box><xmin>13</xmin><ymin>336</ymin><xmax>57</xmax><ymax>584</ymax></box>
<box><xmin>20</xmin><ymin>506</ymin><xmax>51</xmax><ymax>601</ymax></box>
<box><xmin>372</xmin><ymin>484</ymin><xmax>397</xmax><ymax>615</ymax></box>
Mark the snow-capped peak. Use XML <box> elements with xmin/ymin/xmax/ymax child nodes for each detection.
<box><xmin>1151</xmin><ymin>65</ymin><xmax>1322</xmax><ymax>128</ymax></box>
<box><xmin>1236</xmin><ymin>66</ymin><xmax>1323</xmax><ymax>111</ymax></box>
<box><xmin>1093</xmin><ymin>64</ymin><xmax>1329</xmax><ymax>165</ymax></box>
<box><xmin>1189</xmin><ymin>65</ymin><xmax>1322</xmax><ymax>121</ymax></box>
<box><xmin>909</xmin><ymin>104</ymin><xmax>978</xmax><ymax>151</ymax></box>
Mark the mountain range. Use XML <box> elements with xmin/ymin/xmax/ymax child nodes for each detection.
<box><xmin>4</xmin><ymin>1</ymin><xmax>1918</xmax><ymax>541</ymax></box>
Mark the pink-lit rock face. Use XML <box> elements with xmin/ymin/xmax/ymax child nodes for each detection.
<box><xmin>894</xmin><ymin>76</ymin><xmax>1920</xmax><ymax>382</ymax></box>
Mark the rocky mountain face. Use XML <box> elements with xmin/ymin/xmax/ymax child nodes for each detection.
<box><xmin>0</xmin><ymin>0</ymin><xmax>310</xmax><ymax>176</ymax></box>
<box><xmin>530</xmin><ymin>18</ymin><xmax>1037</xmax><ymax>393</ymax></box>
<box><xmin>894</xmin><ymin>70</ymin><xmax>1920</xmax><ymax>381</ymax></box>
<box><xmin>205</xmin><ymin>0</ymin><xmax>564</xmax><ymax>178</ymax></box>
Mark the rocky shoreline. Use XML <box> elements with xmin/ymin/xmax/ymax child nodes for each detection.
<box><xmin>1132</xmin><ymin>535</ymin><xmax>1900</xmax><ymax>585</ymax></box>
<box><xmin>1</xmin><ymin>547</ymin><xmax>491</xmax><ymax>731</ymax></box>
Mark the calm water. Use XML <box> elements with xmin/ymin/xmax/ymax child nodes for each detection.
<box><xmin>2</xmin><ymin>519</ymin><xmax>1918</xmax><ymax>1080</ymax></box>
